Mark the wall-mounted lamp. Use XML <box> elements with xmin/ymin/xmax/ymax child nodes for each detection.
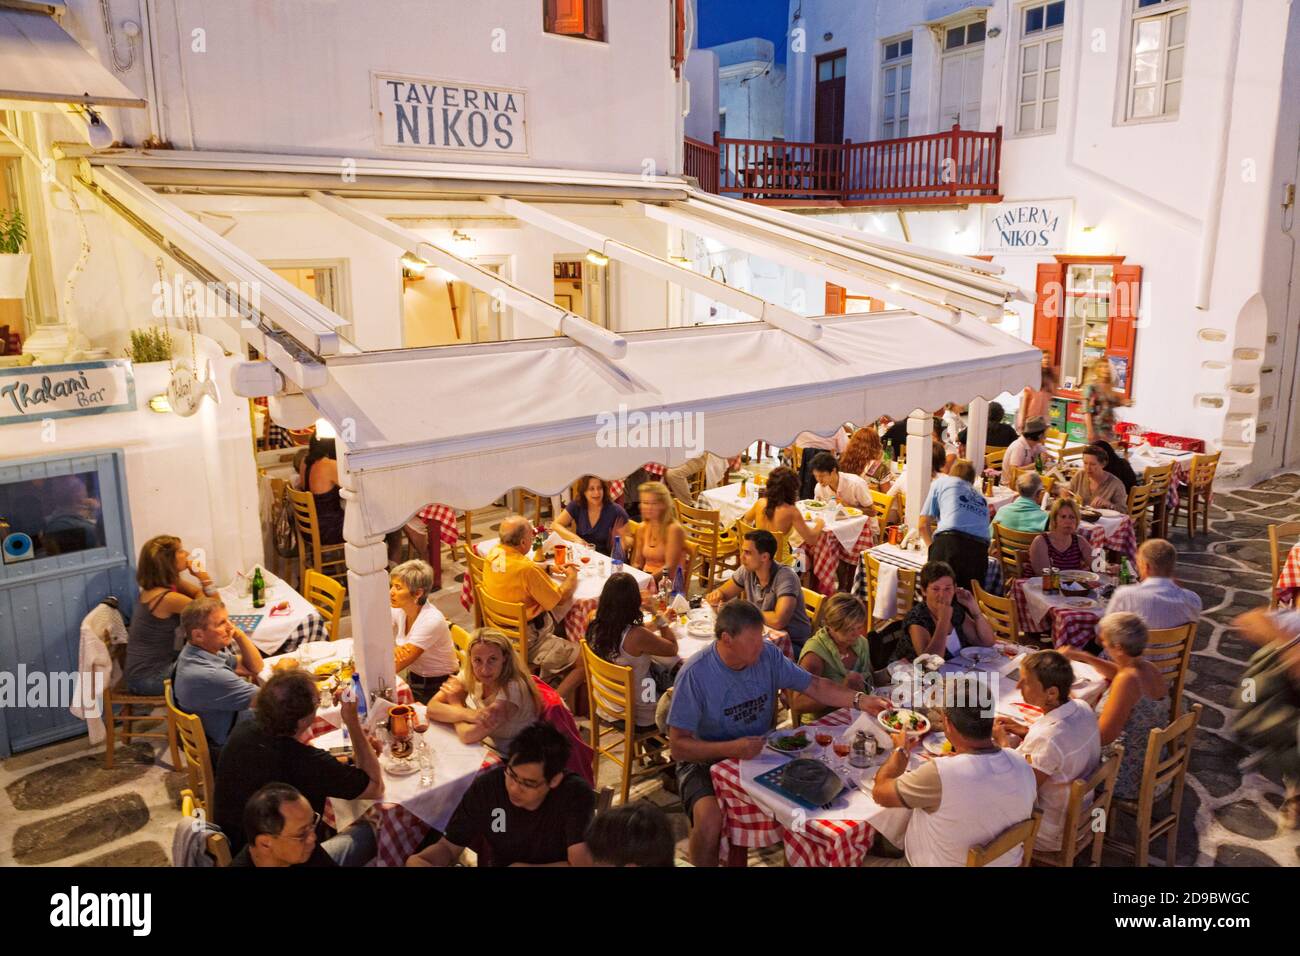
<box><xmin>148</xmin><ymin>394</ymin><xmax>171</xmax><ymax>414</ymax></box>
<box><xmin>585</xmin><ymin>249</ymin><xmax>610</xmax><ymax>267</ymax></box>
<box><xmin>314</xmin><ymin>417</ymin><xmax>337</xmax><ymax>439</ymax></box>
<box><xmin>986</xmin><ymin>26</ymin><xmax>1002</xmax><ymax>38</ymax></box>
<box><xmin>823</xmin><ymin>32</ymin><xmax>833</xmax><ymax>42</ymax></box>
<box><xmin>669</xmin><ymin>254</ymin><xmax>692</xmax><ymax>267</ymax></box>
<box><xmin>400</xmin><ymin>252</ymin><xmax>429</xmax><ymax>280</ymax></box>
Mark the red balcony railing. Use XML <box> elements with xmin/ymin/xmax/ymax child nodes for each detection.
<box><xmin>692</xmin><ymin>125</ymin><xmax>1002</xmax><ymax>207</ymax></box>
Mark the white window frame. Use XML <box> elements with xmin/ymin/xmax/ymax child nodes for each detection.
<box><xmin>879</xmin><ymin>35</ymin><xmax>913</xmax><ymax>140</ymax></box>
<box><xmin>1122</xmin><ymin>0</ymin><xmax>1188</xmax><ymax>124</ymax></box>
<box><xmin>1013</xmin><ymin>1</ymin><xmax>1066</xmax><ymax>136</ymax></box>
<box><xmin>262</xmin><ymin>258</ymin><xmax>353</xmax><ymax>341</ymax></box>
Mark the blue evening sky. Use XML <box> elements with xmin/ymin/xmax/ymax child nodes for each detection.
<box><xmin>695</xmin><ymin>0</ymin><xmax>791</xmax><ymax>64</ymax></box>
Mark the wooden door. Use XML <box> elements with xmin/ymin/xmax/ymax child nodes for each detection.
<box><xmin>940</xmin><ymin>49</ymin><xmax>983</xmax><ymax>128</ymax></box>
<box><xmin>815</xmin><ymin>52</ymin><xmax>847</xmax><ymax>144</ymax></box>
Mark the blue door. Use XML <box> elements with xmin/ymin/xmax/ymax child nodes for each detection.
<box><xmin>0</xmin><ymin>451</ymin><xmax>135</xmax><ymax>756</ymax></box>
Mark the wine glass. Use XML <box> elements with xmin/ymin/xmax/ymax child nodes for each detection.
<box><xmin>832</xmin><ymin>735</ymin><xmax>853</xmax><ymax>774</ymax></box>
<box><xmin>814</xmin><ymin>728</ymin><xmax>834</xmax><ymax>764</ymax></box>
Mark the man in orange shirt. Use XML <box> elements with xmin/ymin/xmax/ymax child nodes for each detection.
<box><xmin>482</xmin><ymin>515</ymin><xmax>583</xmax><ymax>699</ymax></box>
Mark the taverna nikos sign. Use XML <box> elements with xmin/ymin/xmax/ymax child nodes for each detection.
<box><xmin>373</xmin><ymin>72</ymin><xmax>528</xmax><ymax>155</ymax></box>
<box><xmin>980</xmin><ymin>199</ymin><xmax>1073</xmax><ymax>255</ymax></box>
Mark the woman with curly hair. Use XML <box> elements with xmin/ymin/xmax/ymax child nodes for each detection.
<box><xmin>739</xmin><ymin>465</ymin><xmax>823</xmax><ymax>547</ymax></box>
<box><xmin>839</xmin><ymin>425</ymin><xmax>889</xmax><ymax>484</ymax></box>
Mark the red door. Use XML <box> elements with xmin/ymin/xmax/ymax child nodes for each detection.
<box><xmin>815</xmin><ymin>52</ymin><xmax>847</xmax><ymax>144</ymax></box>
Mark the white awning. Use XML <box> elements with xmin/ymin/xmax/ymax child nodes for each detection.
<box><xmin>308</xmin><ymin>313</ymin><xmax>1040</xmax><ymax>535</ymax></box>
<box><xmin>0</xmin><ymin>6</ymin><xmax>146</xmax><ymax>108</ymax></box>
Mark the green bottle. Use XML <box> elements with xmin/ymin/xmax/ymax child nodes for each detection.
<box><xmin>1118</xmin><ymin>557</ymin><xmax>1132</xmax><ymax>586</ymax></box>
<box><xmin>252</xmin><ymin>567</ymin><xmax>266</xmax><ymax>608</ymax></box>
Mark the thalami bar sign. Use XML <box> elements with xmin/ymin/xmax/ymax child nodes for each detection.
<box><xmin>373</xmin><ymin>72</ymin><xmax>528</xmax><ymax>155</ymax></box>
<box><xmin>0</xmin><ymin>360</ymin><xmax>136</xmax><ymax>425</ymax></box>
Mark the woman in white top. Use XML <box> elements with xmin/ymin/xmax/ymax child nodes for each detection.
<box><xmin>586</xmin><ymin>573</ymin><xmax>678</xmax><ymax>728</ymax></box>
<box><xmin>426</xmin><ymin>629</ymin><xmax>542</xmax><ymax>754</ymax></box>
<box><xmin>389</xmin><ymin>560</ymin><xmax>458</xmax><ymax>703</ymax></box>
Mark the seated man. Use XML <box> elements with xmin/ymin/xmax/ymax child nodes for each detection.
<box><xmin>583</xmin><ymin>802</ymin><xmax>677</xmax><ymax>867</ymax></box>
<box><xmin>481</xmin><ymin>514</ymin><xmax>583</xmax><ymax>700</ymax></box>
<box><xmin>810</xmin><ymin>451</ymin><xmax>873</xmax><ymax>510</ymax></box>
<box><xmin>213</xmin><ymin>670</ymin><xmax>383</xmax><ymax>863</ymax></box>
<box><xmin>668</xmin><ymin>600</ymin><xmax>890</xmax><ymax>866</ymax></box>
<box><xmin>1105</xmin><ymin>538</ymin><xmax>1202</xmax><ymax>629</ymax></box>
<box><xmin>704</xmin><ymin>530</ymin><xmax>812</xmax><ymax>654</ymax></box>
<box><xmin>991</xmin><ymin>472</ymin><xmax>1050</xmax><ymax>535</ymax></box>
<box><xmin>663</xmin><ymin>453</ymin><xmax>707</xmax><ymax>504</ymax></box>
<box><xmin>229</xmin><ymin>783</ymin><xmax>336</xmax><ymax>868</ymax></box>
<box><xmin>957</xmin><ymin>401</ymin><xmax>1020</xmax><ymax>457</ymax></box>
<box><xmin>993</xmin><ymin>651</ymin><xmax>1100</xmax><ymax>852</ymax></box>
<box><xmin>1001</xmin><ymin>417</ymin><xmax>1048</xmax><ymax>486</ymax></box>
<box><xmin>172</xmin><ymin>597</ymin><xmax>263</xmax><ymax>751</ymax></box>
<box><xmin>407</xmin><ymin>721</ymin><xmax>595</xmax><ymax>867</ymax></box>
<box><xmin>870</xmin><ymin>695</ymin><xmax>1038</xmax><ymax>866</ymax></box>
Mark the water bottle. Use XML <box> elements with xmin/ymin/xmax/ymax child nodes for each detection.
<box><xmin>349</xmin><ymin>672</ymin><xmax>368</xmax><ymax>723</ymax></box>
<box><xmin>672</xmin><ymin>565</ymin><xmax>686</xmax><ymax>600</ymax></box>
<box><xmin>611</xmin><ymin>536</ymin><xmax>625</xmax><ymax>573</ymax></box>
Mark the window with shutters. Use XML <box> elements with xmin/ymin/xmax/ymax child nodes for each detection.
<box><xmin>1016</xmin><ymin>1</ymin><xmax>1064</xmax><ymax>134</ymax></box>
<box><xmin>543</xmin><ymin>0</ymin><xmax>606</xmax><ymax>42</ymax></box>
<box><xmin>1033</xmin><ymin>257</ymin><xmax>1140</xmax><ymax>399</ymax></box>
<box><xmin>1124</xmin><ymin>0</ymin><xmax>1187</xmax><ymax>121</ymax></box>
<box><xmin>880</xmin><ymin>37</ymin><xmax>912</xmax><ymax>139</ymax></box>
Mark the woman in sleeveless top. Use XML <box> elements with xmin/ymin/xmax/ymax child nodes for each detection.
<box><xmin>125</xmin><ymin>535</ymin><xmax>212</xmax><ymax>695</ymax></box>
<box><xmin>628</xmin><ymin>481</ymin><xmax>689</xmax><ymax>581</ymax></box>
<box><xmin>586</xmin><ymin>573</ymin><xmax>678</xmax><ymax>728</ymax></box>
<box><xmin>1028</xmin><ymin>497</ymin><xmax>1093</xmax><ymax>574</ymax></box>
<box><xmin>739</xmin><ymin>465</ymin><xmax>823</xmax><ymax>549</ymax></box>
<box><xmin>1064</xmin><ymin>612</ymin><xmax>1171</xmax><ymax>800</ymax></box>
<box><xmin>300</xmin><ymin>436</ymin><xmax>344</xmax><ymax>546</ymax></box>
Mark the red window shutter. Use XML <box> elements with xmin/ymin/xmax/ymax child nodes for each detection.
<box><xmin>1032</xmin><ymin>262</ymin><xmax>1065</xmax><ymax>365</ymax></box>
<box><xmin>1107</xmin><ymin>265</ymin><xmax>1141</xmax><ymax>356</ymax></box>
<box><xmin>547</xmin><ymin>0</ymin><xmax>585</xmax><ymax>35</ymax></box>
<box><xmin>674</xmin><ymin>0</ymin><xmax>687</xmax><ymax>72</ymax></box>
<box><xmin>825</xmin><ymin>283</ymin><xmax>847</xmax><ymax>315</ymax></box>
<box><xmin>583</xmin><ymin>0</ymin><xmax>605</xmax><ymax>40</ymax></box>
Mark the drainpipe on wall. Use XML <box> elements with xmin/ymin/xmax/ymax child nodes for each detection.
<box><xmin>138</xmin><ymin>0</ymin><xmax>167</xmax><ymax>145</ymax></box>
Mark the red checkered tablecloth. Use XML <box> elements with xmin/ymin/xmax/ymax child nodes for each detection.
<box><xmin>710</xmin><ymin>709</ymin><xmax>876</xmax><ymax>867</ymax></box>
<box><xmin>1275</xmin><ymin>543</ymin><xmax>1300</xmax><ymax>605</ymax></box>
<box><xmin>1011</xmin><ymin>578</ymin><xmax>1101</xmax><ymax>649</ymax></box>
<box><xmin>608</xmin><ymin>462</ymin><xmax>668</xmax><ymax>503</ymax></box>
<box><xmin>414</xmin><ymin>503</ymin><xmax>461</xmax><ymax>549</ymax></box>
<box><xmin>808</xmin><ymin>523</ymin><xmax>876</xmax><ymax>596</ymax></box>
<box><xmin>1082</xmin><ymin>517</ymin><xmax>1137</xmax><ymax>564</ymax></box>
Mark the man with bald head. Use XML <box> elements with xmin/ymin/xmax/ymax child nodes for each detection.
<box><xmin>1104</xmin><ymin>537</ymin><xmax>1202</xmax><ymax>629</ymax></box>
<box><xmin>481</xmin><ymin>514</ymin><xmax>583</xmax><ymax>698</ymax></box>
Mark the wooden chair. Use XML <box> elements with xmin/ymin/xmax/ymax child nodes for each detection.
<box><xmin>303</xmin><ymin>569</ymin><xmax>346</xmax><ymax>641</ymax></box>
<box><xmin>1003</xmin><ymin>464</ymin><xmax>1024</xmax><ymax>491</ymax></box>
<box><xmin>477</xmin><ymin>590</ymin><xmax>532</xmax><ymax>673</ymax></box>
<box><xmin>580</xmin><ymin>640</ymin><xmax>672</xmax><ymax>805</ymax></box>
<box><xmin>1059</xmin><ymin>444</ymin><xmax>1089</xmax><ymax>467</ymax></box>
<box><xmin>1043</xmin><ymin>428</ymin><xmax>1066</xmax><ymax>459</ymax></box>
<box><xmin>674</xmin><ymin>500</ymin><xmax>738</xmax><ymax>591</ymax></box>
<box><xmin>967</xmin><ymin>812</ymin><xmax>1042</xmax><ymax>867</ymax></box>
<box><xmin>449</xmin><ymin>624</ymin><xmax>472</xmax><ymax>671</ymax></box>
<box><xmin>461</xmin><ymin>510</ymin><xmax>475</xmax><ymax>558</ymax></box>
<box><xmin>972</xmin><ymin>579</ymin><xmax>1019</xmax><ymax>645</ymax></box>
<box><xmin>687</xmin><ymin>466</ymin><xmax>707</xmax><ymax>500</ymax></box>
<box><xmin>1110</xmin><ymin>704</ymin><xmax>1202</xmax><ymax>866</ymax></box>
<box><xmin>286</xmin><ymin>486</ymin><xmax>347</xmax><ymax>587</ymax></box>
<box><xmin>863</xmin><ymin>552</ymin><xmax>918</xmax><ymax>623</ymax></box>
<box><xmin>1145</xmin><ymin>622</ymin><xmax>1196</xmax><ymax>721</ymax></box>
<box><xmin>993</xmin><ymin>524</ymin><xmax>1038</xmax><ymax>583</ymax></box>
<box><xmin>870</xmin><ymin>489</ymin><xmax>900</xmax><ymax>540</ymax></box>
<box><xmin>102</xmin><ymin>643</ymin><xmax>179</xmax><ymax>771</ymax></box>
<box><xmin>164</xmin><ymin>680</ymin><xmax>215</xmax><ymax>812</ymax></box>
<box><xmin>1142</xmin><ymin>462</ymin><xmax>1175</xmax><ymax>539</ymax></box>
<box><xmin>180</xmin><ymin>790</ymin><xmax>231</xmax><ymax>867</ymax></box>
<box><xmin>462</xmin><ymin>546</ymin><xmax>487</xmax><ymax>629</ymax></box>
<box><xmin>1125</xmin><ymin>482</ymin><xmax>1154</xmax><ymax>544</ymax></box>
<box><xmin>519</xmin><ymin>491</ymin><xmax>548</xmax><ymax>524</ymax></box>
<box><xmin>1033</xmin><ymin>747</ymin><xmax>1124</xmax><ymax>867</ymax></box>
<box><xmin>1173</xmin><ymin>451</ymin><xmax>1220</xmax><ymax>538</ymax></box>
<box><xmin>984</xmin><ymin>446</ymin><xmax>1007</xmax><ymax>470</ymax></box>
<box><xmin>1267</xmin><ymin>521</ymin><xmax>1300</xmax><ymax>609</ymax></box>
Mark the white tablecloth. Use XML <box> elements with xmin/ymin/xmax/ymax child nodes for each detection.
<box><xmin>219</xmin><ymin>569</ymin><xmax>322</xmax><ymax>654</ymax></box>
<box><xmin>698</xmin><ymin>480</ymin><xmax>761</xmax><ymax>528</ymax></box>
<box><xmin>987</xmin><ymin>486</ymin><xmax>1017</xmax><ymax>516</ymax></box>
<box><xmin>1128</xmin><ymin>446</ymin><xmax>1195</xmax><ymax>475</ymax></box>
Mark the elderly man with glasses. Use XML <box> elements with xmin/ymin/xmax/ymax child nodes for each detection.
<box><xmin>229</xmin><ymin>783</ymin><xmax>336</xmax><ymax>868</ymax></box>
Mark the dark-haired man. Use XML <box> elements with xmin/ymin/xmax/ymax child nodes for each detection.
<box><xmin>407</xmin><ymin>721</ymin><xmax>595</xmax><ymax>867</ymax></box>
<box><xmin>957</xmin><ymin>401</ymin><xmax>1019</xmax><ymax>456</ymax></box>
<box><xmin>229</xmin><ymin>783</ymin><xmax>336</xmax><ymax>867</ymax></box>
<box><xmin>212</xmin><ymin>670</ymin><xmax>382</xmax><ymax>863</ymax></box>
<box><xmin>584</xmin><ymin>802</ymin><xmax>677</xmax><ymax>867</ymax></box>
<box><xmin>669</xmin><ymin>600</ymin><xmax>890</xmax><ymax>866</ymax></box>
<box><xmin>810</xmin><ymin>451</ymin><xmax>873</xmax><ymax>510</ymax></box>
<box><xmin>704</xmin><ymin>529</ymin><xmax>811</xmax><ymax>652</ymax></box>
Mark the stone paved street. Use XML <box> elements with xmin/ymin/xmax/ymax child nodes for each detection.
<box><xmin>3</xmin><ymin>483</ymin><xmax>1299</xmax><ymax>866</ymax></box>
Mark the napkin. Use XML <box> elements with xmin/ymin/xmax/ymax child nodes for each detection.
<box><xmin>669</xmin><ymin>593</ymin><xmax>690</xmax><ymax>616</ymax></box>
<box><xmin>873</xmin><ymin>561</ymin><xmax>899</xmax><ymax>622</ymax></box>
<box><xmin>843</xmin><ymin>710</ymin><xmax>895</xmax><ymax>751</ymax></box>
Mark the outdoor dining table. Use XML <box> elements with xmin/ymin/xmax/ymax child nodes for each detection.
<box><xmin>696</xmin><ymin>478</ymin><xmax>764</xmax><ymax>528</ymax></box>
<box><xmin>219</xmin><ymin>568</ymin><xmax>327</xmax><ymax>655</ymax></box>
<box><xmin>859</xmin><ymin>542</ymin><xmax>1003</xmax><ymax>618</ymax></box>
<box><xmin>1011</xmin><ymin>576</ymin><xmax>1114</xmax><ymax>649</ymax></box>
<box><xmin>710</xmin><ymin>651</ymin><xmax>1109</xmax><ymax>866</ymax></box>
<box><xmin>1274</xmin><ymin>542</ymin><xmax>1300</xmax><ymax>606</ymax></box>
<box><xmin>1079</xmin><ymin>514</ymin><xmax>1138</xmax><ymax>563</ymax></box>
<box><xmin>1128</xmin><ymin>445</ymin><xmax>1197</xmax><ymax>512</ymax></box>
<box><xmin>985</xmin><ymin>485</ymin><xmax>1018</xmax><ymax>517</ymax></box>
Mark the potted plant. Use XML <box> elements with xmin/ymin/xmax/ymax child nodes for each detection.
<box><xmin>125</xmin><ymin>326</ymin><xmax>174</xmax><ymax>364</ymax></box>
<box><xmin>0</xmin><ymin>209</ymin><xmax>30</xmax><ymax>299</ymax></box>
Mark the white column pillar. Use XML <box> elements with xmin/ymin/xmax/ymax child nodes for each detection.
<box><xmin>340</xmin><ymin>489</ymin><xmax>396</xmax><ymax>700</ymax></box>
<box><xmin>966</xmin><ymin>397</ymin><xmax>989</xmax><ymax>473</ymax></box>
<box><xmin>905</xmin><ymin>411</ymin><xmax>932</xmax><ymax>530</ymax></box>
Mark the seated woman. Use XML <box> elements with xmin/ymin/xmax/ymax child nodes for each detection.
<box><xmin>389</xmin><ymin>560</ymin><xmax>458</xmax><ymax>704</ymax></box>
<box><xmin>839</xmin><ymin>426</ymin><xmax>890</xmax><ymax>485</ymax></box>
<box><xmin>585</xmin><ymin>572</ymin><xmax>678</xmax><ymax>730</ymax></box>
<box><xmin>627</xmin><ymin>481</ymin><xmax>689</xmax><ymax>581</ymax></box>
<box><xmin>300</xmin><ymin>435</ymin><xmax>344</xmax><ymax>546</ymax></box>
<box><xmin>904</xmin><ymin>560</ymin><xmax>996</xmax><ymax>660</ymax></box>
<box><xmin>791</xmin><ymin>594</ymin><xmax>873</xmax><ymax>722</ymax></box>
<box><xmin>1088</xmin><ymin>440</ymin><xmax>1138</xmax><ymax>494</ymax></box>
<box><xmin>125</xmin><ymin>535</ymin><xmax>213</xmax><ymax>696</ymax></box>
<box><xmin>553</xmin><ymin>475</ymin><xmax>629</xmax><ymax>556</ymax></box>
<box><xmin>739</xmin><ymin>465</ymin><xmax>823</xmax><ymax>548</ymax></box>
<box><xmin>426</xmin><ymin>629</ymin><xmax>542</xmax><ymax>753</ymax></box>
<box><xmin>1062</xmin><ymin>612</ymin><xmax>1170</xmax><ymax>801</ymax></box>
<box><xmin>1064</xmin><ymin>446</ymin><xmax>1129</xmax><ymax>512</ymax></box>
<box><xmin>1028</xmin><ymin>498</ymin><xmax>1094</xmax><ymax>574</ymax></box>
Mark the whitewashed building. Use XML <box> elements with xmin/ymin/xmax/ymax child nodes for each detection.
<box><xmin>713</xmin><ymin>37</ymin><xmax>786</xmax><ymax>142</ymax></box>
<box><xmin>689</xmin><ymin>0</ymin><xmax>1300</xmax><ymax>482</ymax></box>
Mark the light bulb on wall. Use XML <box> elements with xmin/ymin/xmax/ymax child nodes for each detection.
<box><xmin>585</xmin><ymin>249</ymin><xmax>610</xmax><ymax>267</ymax></box>
<box><xmin>84</xmin><ymin>108</ymin><xmax>114</xmax><ymax>149</ymax></box>
<box><xmin>314</xmin><ymin>418</ymin><xmax>337</xmax><ymax>439</ymax></box>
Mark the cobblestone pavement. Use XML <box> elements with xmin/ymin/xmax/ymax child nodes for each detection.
<box><xmin>4</xmin><ymin>485</ymin><xmax>1299</xmax><ymax>867</ymax></box>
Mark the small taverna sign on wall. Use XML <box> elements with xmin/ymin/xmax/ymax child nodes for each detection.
<box><xmin>373</xmin><ymin>72</ymin><xmax>529</xmax><ymax>156</ymax></box>
<box><xmin>980</xmin><ymin>198</ymin><xmax>1073</xmax><ymax>255</ymax></box>
<box><xmin>0</xmin><ymin>360</ymin><xmax>136</xmax><ymax>425</ymax></box>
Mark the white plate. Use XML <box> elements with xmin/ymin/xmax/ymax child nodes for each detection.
<box><xmin>878</xmin><ymin>708</ymin><xmax>931</xmax><ymax>737</ymax></box>
<box><xmin>687</xmin><ymin>620</ymin><xmax>715</xmax><ymax>638</ymax></box>
<box><xmin>383</xmin><ymin>755</ymin><xmax>420</xmax><ymax>776</ymax></box>
<box><xmin>687</xmin><ymin>607</ymin><xmax>713</xmax><ymax>623</ymax></box>
<box><xmin>959</xmin><ymin>646</ymin><xmax>1001</xmax><ymax>664</ymax></box>
<box><xmin>766</xmin><ymin>729</ymin><xmax>815</xmax><ymax>757</ymax></box>
<box><xmin>922</xmin><ymin>732</ymin><xmax>952</xmax><ymax>756</ymax></box>
<box><xmin>1093</xmin><ymin>508</ymin><xmax>1122</xmax><ymax>518</ymax></box>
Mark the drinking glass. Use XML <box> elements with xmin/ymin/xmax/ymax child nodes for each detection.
<box><xmin>832</xmin><ymin>736</ymin><xmax>853</xmax><ymax>773</ymax></box>
<box><xmin>814</xmin><ymin>729</ymin><xmax>834</xmax><ymax>764</ymax></box>
<box><xmin>416</xmin><ymin>737</ymin><xmax>436</xmax><ymax>787</ymax></box>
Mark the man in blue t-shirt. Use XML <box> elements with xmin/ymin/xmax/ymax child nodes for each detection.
<box><xmin>667</xmin><ymin>600</ymin><xmax>890</xmax><ymax>866</ymax></box>
<box><xmin>919</xmin><ymin>459</ymin><xmax>991</xmax><ymax>595</ymax></box>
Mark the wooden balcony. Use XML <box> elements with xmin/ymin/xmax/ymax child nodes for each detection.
<box><xmin>684</xmin><ymin>125</ymin><xmax>1003</xmax><ymax>208</ymax></box>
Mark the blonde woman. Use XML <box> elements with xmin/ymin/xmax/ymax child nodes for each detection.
<box><xmin>627</xmin><ymin>480</ymin><xmax>689</xmax><ymax>581</ymax></box>
<box><xmin>426</xmin><ymin>629</ymin><xmax>542</xmax><ymax>753</ymax></box>
<box><xmin>791</xmin><ymin>594</ymin><xmax>873</xmax><ymax>721</ymax></box>
<box><xmin>1082</xmin><ymin>359</ymin><xmax>1127</xmax><ymax>445</ymax></box>
<box><xmin>1028</xmin><ymin>497</ymin><xmax>1093</xmax><ymax>574</ymax></box>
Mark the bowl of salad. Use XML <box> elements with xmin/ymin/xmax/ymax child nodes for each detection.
<box><xmin>878</xmin><ymin>708</ymin><xmax>931</xmax><ymax>738</ymax></box>
<box><xmin>766</xmin><ymin>729</ymin><xmax>814</xmax><ymax>757</ymax></box>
